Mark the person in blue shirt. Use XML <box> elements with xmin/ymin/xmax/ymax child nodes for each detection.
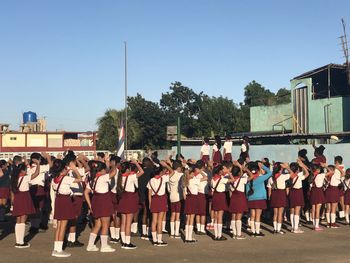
<box><xmin>245</xmin><ymin>162</ymin><xmax>272</xmax><ymax>237</ymax></box>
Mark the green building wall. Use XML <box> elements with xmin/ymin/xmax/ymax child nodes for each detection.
<box><xmin>250</xmin><ymin>103</ymin><xmax>293</xmax><ymax>132</ymax></box>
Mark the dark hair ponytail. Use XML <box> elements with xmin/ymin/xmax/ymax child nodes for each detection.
<box><xmin>50</xmin><ymin>159</ymin><xmax>67</xmax><ymax>178</ymax></box>
<box><xmin>117</xmin><ymin>162</ymin><xmax>130</xmax><ymax>193</ymax></box>
<box><xmin>214</xmin><ymin>135</ymin><xmax>221</xmax><ymax>150</ymax></box>
<box><xmin>88</xmin><ymin>161</ymin><xmax>106</xmax><ymax>188</ymax></box>
<box><xmin>11</xmin><ymin>163</ymin><xmax>26</xmax><ymax>193</ymax></box>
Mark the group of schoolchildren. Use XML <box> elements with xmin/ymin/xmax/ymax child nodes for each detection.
<box><xmin>0</xmin><ymin>136</ymin><xmax>349</xmax><ymax>258</ymax></box>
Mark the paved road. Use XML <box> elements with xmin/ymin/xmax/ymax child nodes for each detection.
<box><xmin>1</xmin><ymin>220</ymin><xmax>349</xmax><ymax>263</ymax></box>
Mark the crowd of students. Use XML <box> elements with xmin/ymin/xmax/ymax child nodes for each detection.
<box><xmin>0</xmin><ymin>136</ymin><xmax>349</xmax><ymax>258</ymax></box>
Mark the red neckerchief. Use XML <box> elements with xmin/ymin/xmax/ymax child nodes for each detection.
<box><xmin>122</xmin><ymin>172</ymin><xmax>130</xmax><ymax>177</ymax></box>
<box><xmin>154</xmin><ymin>175</ymin><xmax>162</xmax><ymax>179</ymax></box>
<box><xmin>290</xmin><ymin>172</ymin><xmax>298</xmax><ymax>179</ymax></box>
<box><xmin>54</xmin><ymin>174</ymin><xmax>65</xmax><ymax>184</ymax></box>
<box><xmin>252</xmin><ymin>172</ymin><xmax>259</xmax><ymax>180</ymax></box>
<box><xmin>274</xmin><ymin>172</ymin><xmax>282</xmax><ymax>180</ymax></box>
<box><xmin>213</xmin><ymin>174</ymin><xmax>221</xmax><ymax>181</ymax></box>
<box><xmin>19</xmin><ymin>172</ymin><xmax>26</xmax><ymax>178</ymax></box>
<box><xmin>194</xmin><ymin>171</ymin><xmax>201</xmax><ymax>177</ymax></box>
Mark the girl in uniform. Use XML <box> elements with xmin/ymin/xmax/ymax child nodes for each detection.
<box><xmin>309</xmin><ymin>164</ymin><xmax>326</xmax><ymax>231</ymax></box>
<box><xmin>117</xmin><ymin>160</ymin><xmax>144</xmax><ymax>249</ymax></box>
<box><xmin>11</xmin><ymin>161</ymin><xmax>40</xmax><ymax>248</ymax></box>
<box><xmin>267</xmin><ymin>162</ymin><xmax>291</xmax><ymax>234</ymax></box>
<box><xmin>223</xmin><ymin>135</ymin><xmax>233</xmax><ymax>162</ymax></box>
<box><xmin>183</xmin><ymin>165</ymin><xmax>207</xmax><ymax>243</ymax></box>
<box><xmin>212</xmin><ymin>135</ymin><xmax>222</xmax><ymax>164</ymax></box>
<box><xmin>343</xmin><ymin>169</ymin><xmax>350</xmax><ymax>225</ymax></box>
<box><xmin>200</xmin><ymin>138</ymin><xmax>210</xmax><ymax>164</ymax></box>
<box><xmin>109</xmin><ymin>155</ymin><xmax>121</xmax><ymax>243</ymax></box>
<box><xmin>51</xmin><ymin>159</ymin><xmax>82</xmax><ymax>257</ymax></box>
<box><xmin>288</xmin><ymin>160</ymin><xmax>309</xmax><ymax>233</ymax></box>
<box><xmin>229</xmin><ymin>161</ymin><xmax>254</xmax><ymax>239</ymax></box>
<box><xmin>194</xmin><ymin>160</ymin><xmax>208</xmax><ymax>235</ymax></box>
<box><xmin>246</xmin><ymin>162</ymin><xmax>272</xmax><ymax>237</ymax></box>
<box><xmin>168</xmin><ymin>160</ymin><xmax>184</xmax><ymax>239</ymax></box>
<box><xmin>211</xmin><ymin>162</ymin><xmax>233</xmax><ymax>241</ymax></box>
<box><xmin>324</xmin><ymin>164</ymin><xmax>344</xmax><ymax>228</ymax></box>
<box><xmin>0</xmin><ymin>160</ymin><xmax>10</xmax><ymax>222</ymax></box>
<box><xmin>84</xmin><ymin>161</ymin><xmax>118</xmax><ymax>252</ymax></box>
<box><xmin>147</xmin><ymin>162</ymin><xmax>170</xmax><ymax>246</ymax></box>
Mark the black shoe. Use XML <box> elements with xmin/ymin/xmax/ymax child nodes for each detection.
<box><xmin>29</xmin><ymin>227</ymin><xmax>39</xmax><ymax>234</ymax></box>
<box><xmin>157</xmin><ymin>241</ymin><xmax>168</xmax><ymax>247</ymax></box>
<box><xmin>217</xmin><ymin>236</ymin><xmax>227</xmax><ymax>241</ymax></box>
<box><xmin>278</xmin><ymin>230</ymin><xmax>285</xmax><ymax>235</ymax></box>
<box><xmin>140</xmin><ymin>234</ymin><xmax>149</xmax><ymax>240</ymax></box>
<box><xmin>152</xmin><ymin>241</ymin><xmax>158</xmax><ymax>246</ymax></box>
<box><xmin>126</xmin><ymin>243</ymin><xmax>137</xmax><ymax>249</ymax></box>
<box><xmin>255</xmin><ymin>232</ymin><xmax>265</xmax><ymax>237</ymax></box>
<box><xmin>71</xmin><ymin>240</ymin><xmax>84</xmax><ymax>247</ymax></box>
<box><xmin>109</xmin><ymin>238</ymin><xmax>119</xmax><ymax>244</ymax></box>
<box><xmin>273</xmin><ymin>230</ymin><xmax>277</xmax><ymax>234</ymax></box>
<box><xmin>196</xmin><ymin>231</ymin><xmax>206</xmax><ymax>236</ymax></box>
<box><xmin>15</xmin><ymin>242</ymin><xmax>30</xmax><ymax>248</ymax></box>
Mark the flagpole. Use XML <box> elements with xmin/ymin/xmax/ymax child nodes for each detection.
<box><xmin>124</xmin><ymin>41</ymin><xmax>128</xmax><ymax>160</ymax></box>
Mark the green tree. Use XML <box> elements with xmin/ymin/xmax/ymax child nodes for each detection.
<box><xmin>275</xmin><ymin>88</ymin><xmax>291</xmax><ymax>104</ymax></box>
<box><xmin>244</xmin><ymin>80</ymin><xmax>275</xmax><ymax>107</ymax></box>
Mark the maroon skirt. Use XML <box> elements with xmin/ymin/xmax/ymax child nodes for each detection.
<box><xmin>289</xmin><ymin>188</ymin><xmax>304</xmax><ymax>208</ymax></box>
<box><xmin>12</xmin><ymin>191</ymin><xmax>36</xmax><ymax>217</ymax></box>
<box><xmin>30</xmin><ymin>185</ymin><xmax>46</xmax><ymax>210</ymax></box>
<box><xmin>110</xmin><ymin>192</ymin><xmax>118</xmax><ymax>212</ymax></box>
<box><xmin>212</xmin><ymin>192</ymin><xmax>228</xmax><ymax>211</ymax></box>
<box><xmin>54</xmin><ymin>194</ymin><xmax>75</xmax><ymax>220</ymax></box>
<box><xmin>91</xmin><ymin>192</ymin><xmax>114</xmax><ymax>218</ymax></box>
<box><xmin>0</xmin><ymin>187</ymin><xmax>10</xmax><ymax>199</ymax></box>
<box><xmin>344</xmin><ymin>190</ymin><xmax>350</xmax><ymax>205</ymax></box>
<box><xmin>201</xmin><ymin>155</ymin><xmax>209</xmax><ymax>164</ymax></box>
<box><xmin>223</xmin><ymin>153</ymin><xmax>232</xmax><ymax>162</ymax></box>
<box><xmin>270</xmin><ymin>189</ymin><xmax>288</xmax><ymax>208</ymax></box>
<box><xmin>72</xmin><ymin>195</ymin><xmax>83</xmax><ymax>218</ymax></box>
<box><xmin>118</xmin><ymin>192</ymin><xmax>139</xmax><ymax>214</ymax></box>
<box><xmin>184</xmin><ymin>194</ymin><xmax>198</xmax><ymax>215</ymax></box>
<box><xmin>197</xmin><ymin>193</ymin><xmax>207</xmax><ymax>216</ymax></box>
<box><xmin>248</xmin><ymin>199</ymin><xmax>267</xmax><ymax>209</ymax></box>
<box><xmin>213</xmin><ymin>151</ymin><xmax>222</xmax><ymax>164</ymax></box>
<box><xmin>229</xmin><ymin>191</ymin><xmax>248</xmax><ymax>213</ymax></box>
<box><xmin>170</xmin><ymin>201</ymin><xmax>182</xmax><ymax>213</ymax></box>
<box><xmin>150</xmin><ymin>194</ymin><xmax>168</xmax><ymax>213</ymax></box>
<box><xmin>310</xmin><ymin>187</ymin><xmax>325</xmax><ymax>205</ymax></box>
<box><xmin>325</xmin><ymin>186</ymin><xmax>340</xmax><ymax>203</ymax></box>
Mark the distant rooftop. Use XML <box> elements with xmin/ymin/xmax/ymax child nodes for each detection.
<box><xmin>292</xmin><ymin>63</ymin><xmax>347</xmax><ymax>80</ymax></box>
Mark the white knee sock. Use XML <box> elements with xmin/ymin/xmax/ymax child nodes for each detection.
<box><xmin>339</xmin><ymin>210</ymin><xmax>345</xmax><ymax>218</ymax></box>
<box><xmin>214</xmin><ymin>223</ymin><xmax>218</xmax><ymax>237</ymax></box>
<box><xmin>110</xmin><ymin>227</ymin><xmax>116</xmax><ymax>239</ymax></box>
<box><xmin>54</xmin><ymin>241</ymin><xmax>63</xmax><ymax>252</ymax></box>
<box><xmin>189</xmin><ymin>225</ymin><xmax>194</xmax><ymax>240</ymax></box>
<box><xmin>231</xmin><ymin>220</ymin><xmax>236</xmax><ymax>236</ymax></box>
<box><xmin>88</xmin><ymin>233</ymin><xmax>97</xmax><ymax>247</ymax></box>
<box><xmin>255</xmin><ymin>222</ymin><xmax>261</xmax><ymax>234</ymax></box>
<box><xmin>131</xmin><ymin>222</ymin><xmax>137</xmax><ymax>233</ymax></box>
<box><xmin>251</xmin><ymin>220</ymin><xmax>256</xmax><ymax>233</ymax></box>
<box><xmin>185</xmin><ymin>225</ymin><xmax>189</xmax><ymax>240</ymax></box>
<box><xmin>175</xmin><ymin>221</ymin><xmax>180</xmax><ymax>236</ymax></box>
<box><xmin>331</xmin><ymin>213</ymin><xmax>336</xmax><ymax>224</ymax></box>
<box><xmin>100</xmin><ymin>235</ymin><xmax>108</xmax><ymax>248</ymax></box>
<box><xmin>315</xmin><ymin>218</ymin><xmax>320</xmax><ymax>228</ymax></box>
<box><xmin>273</xmin><ymin>221</ymin><xmax>277</xmax><ymax>231</ymax></box>
<box><xmin>294</xmin><ymin>215</ymin><xmax>300</xmax><ymax>230</ymax></box>
<box><xmin>217</xmin><ymin>224</ymin><xmax>222</xmax><ymax>238</ymax></box>
<box><xmin>125</xmin><ymin>236</ymin><xmax>130</xmax><ymax>244</ymax></box>
<box><xmin>200</xmin><ymin>224</ymin><xmax>205</xmax><ymax>233</ymax></box>
<box><xmin>142</xmin><ymin>224</ymin><xmax>147</xmax><ymax>235</ymax></box>
<box><xmin>15</xmin><ymin>224</ymin><xmax>21</xmax><ymax>244</ymax></box>
<box><xmin>162</xmin><ymin>221</ymin><xmax>166</xmax><ymax>232</ymax></box>
<box><xmin>115</xmin><ymin>228</ymin><xmax>120</xmax><ymax>239</ymax></box>
<box><xmin>236</xmin><ymin>220</ymin><xmax>242</xmax><ymax>236</ymax></box>
<box><xmin>346</xmin><ymin>213</ymin><xmax>349</xmax><ymax>223</ymax></box>
<box><xmin>277</xmin><ymin>223</ymin><xmax>282</xmax><ymax>232</ymax></box>
<box><xmin>152</xmin><ymin>232</ymin><xmax>157</xmax><ymax>242</ymax></box>
<box><xmin>157</xmin><ymin>234</ymin><xmax>162</xmax><ymax>243</ymax></box>
<box><xmin>120</xmin><ymin>232</ymin><xmax>126</xmax><ymax>243</ymax></box>
<box><xmin>326</xmin><ymin>213</ymin><xmax>330</xmax><ymax>223</ymax></box>
<box><xmin>196</xmin><ymin>223</ymin><xmax>200</xmax><ymax>231</ymax></box>
<box><xmin>290</xmin><ymin>214</ymin><xmax>294</xmax><ymax>230</ymax></box>
<box><xmin>170</xmin><ymin>222</ymin><xmax>175</xmax><ymax>236</ymax></box>
<box><xmin>69</xmin><ymin>232</ymin><xmax>76</xmax><ymax>242</ymax></box>
<box><xmin>305</xmin><ymin>211</ymin><xmax>310</xmax><ymax>221</ymax></box>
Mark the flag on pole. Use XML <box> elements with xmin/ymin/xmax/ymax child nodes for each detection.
<box><xmin>117</xmin><ymin>121</ymin><xmax>125</xmax><ymax>159</ymax></box>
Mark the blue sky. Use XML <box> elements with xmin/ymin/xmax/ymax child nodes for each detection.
<box><xmin>1</xmin><ymin>0</ymin><xmax>349</xmax><ymax>131</ymax></box>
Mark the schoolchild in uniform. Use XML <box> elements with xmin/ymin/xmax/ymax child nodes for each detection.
<box><xmin>109</xmin><ymin>155</ymin><xmax>121</xmax><ymax>243</ymax></box>
<box><xmin>147</xmin><ymin>162</ymin><xmax>171</xmax><ymax>246</ymax></box>
<box><xmin>343</xmin><ymin>169</ymin><xmax>350</xmax><ymax>225</ymax></box>
<box><xmin>240</xmin><ymin>136</ymin><xmax>250</xmax><ymax>160</ymax></box>
<box><xmin>84</xmin><ymin>161</ymin><xmax>118</xmax><ymax>252</ymax></box>
<box><xmin>324</xmin><ymin>163</ymin><xmax>344</xmax><ymax>228</ymax></box>
<box><xmin>0</xmin><ymin>160</ymin><xmax>11</xmax><ymax>222</ymax></box>
<box><xmin>334</xmin><ymin>156</ymin><xmax>345</xmax><ymax>219</ymax></box>
<box><xmin>116</xmin><ymin>160</ymin><xmax>144</xmax><ymax>249</ymax></box>
<box><xmin>212</xmin><ymin>135</ymin><xmax>222</xmax><ymax>164</ymax></box>
<box><xmin>200</xmin><ymin>137</ymin><xmax>210</xmax><ymax>164</ymax></box>
<box><xmin>223</xmin><ymin>135</ymin><xmax>233</xmax><ymax>162</ymax></box>
<box><xmin>11</xmin><ymin>161</ymin><xmax>40</xmax><ymax>248</ymax></box>
<box><xmin>51</xmin><ymin>159</ymin><xmax>82</xmax><ymax>257</ymax></box>
<box><xmin>210</xmin><ymin>162</ymin><xmax>234</xmax><ymax>241</ymax></box>
<box><xmin>309</xmin><ymin>163</ymin><xmax>326</xmax><ymax>231</ymax></box>
<box><xmin>65</xmin><ymin>153</ymin><xmax>85</xmax><ymax>247</ymax></box>
<box><xmin>183</xmin><ymin>164</ymin><xmax>207</xmax><ymax>243</ymax></box>
<box><xmin>246</xmin><ymin>161</ymin><xmax>272</xmax><ymax>237</ymax></box>
<box><xmin>229</xmin><ymin>161</ymin><xmax>255</xmax><ymax>239</ymax></box>
<box><xmin>194</xmin><ymin>160</ymin><xmax>209</xmax><ymax>235</ymax></box>
<box><xmin>287</xmin><ymin>160</ymin><xmax>309</xmax><ymax>233</ymax></box>
<box><xmin>139</xmin><ymin>157</ymin><xmax>153</xmax><ymax>240</ymax></box>
<box><xmin>28</xmin><ymin>152</ymin><xmax>51</xmax><ymax>233</ymax></box>
<box><xmin>168</xmin><ymin>160</ymin><xmax>184</xmax><ymax>238</ymax></box>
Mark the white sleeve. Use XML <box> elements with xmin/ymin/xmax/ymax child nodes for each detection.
<box><xmin>266</xmin><ymin>177</ymin><xmax>273</xmax><ymax>188</ymax></box>
<box><xmin>241</xmin><ymin>144</ymin><xmax>246</xmax><ymax>152</ymax></box>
